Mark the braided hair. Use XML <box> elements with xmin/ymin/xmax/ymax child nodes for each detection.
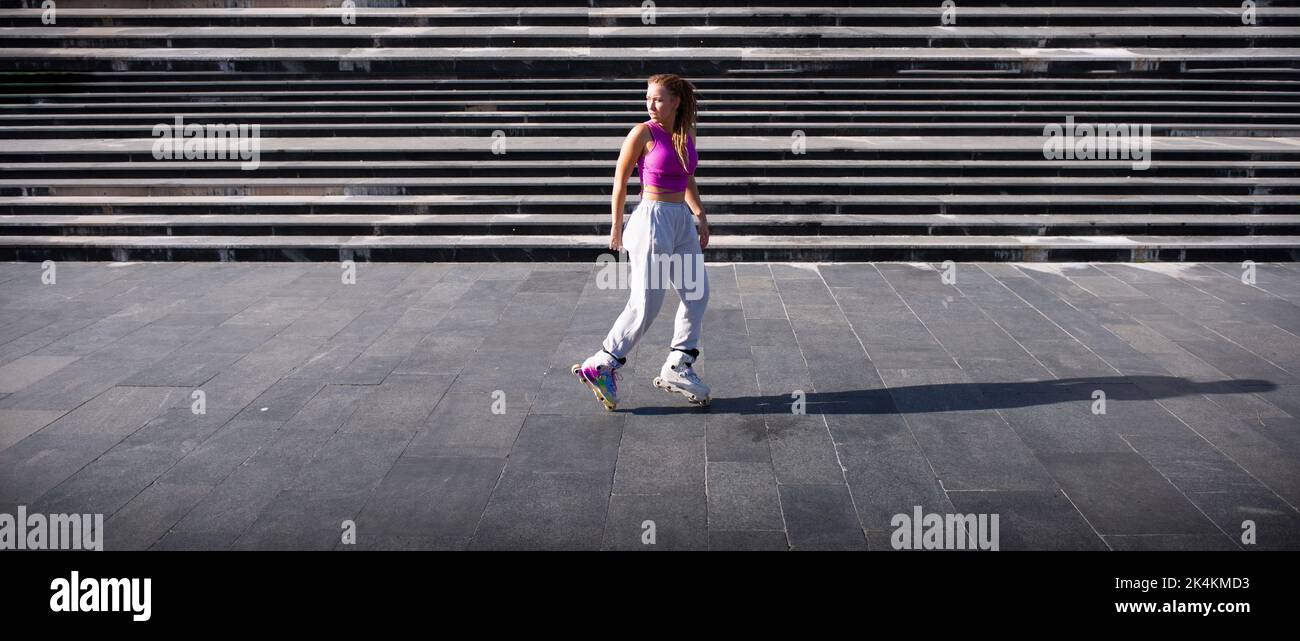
<box><xmin>647</xmin><ymin>74</ymin><xmax>700</xmax><ymax>172</ymax></box>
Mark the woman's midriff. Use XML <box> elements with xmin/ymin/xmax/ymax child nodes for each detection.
<box><xmin>640</xmin><ymin>187</ymin><xmax>686</xmax><ymax>203</ymax></box>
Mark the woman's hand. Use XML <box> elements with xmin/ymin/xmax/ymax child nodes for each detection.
<box><xmin>609</xmin><ymin>228</ymin><xmax>623</xmax><ymax>252</ymax></box>
<box><xmin>696</xmin><ymin>216</ymin><xmax>709</xmax><ymax>250</ymax></box>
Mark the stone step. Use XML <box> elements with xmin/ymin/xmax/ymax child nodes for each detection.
<box><xmin>3</xmin><ymin>6</ymin><xmax>1297</xmax><ymax>28</ymax></box>
<box><xmin>1</xmin><ymin>233</ymin><xmax>1294</xmax><ymax>263</ymax></box>
<box><xmin>7</xmin><ymin>159</ymin><xmax>1295</xmax><ymax>180</ymax></box>
<box><xmin>4</xmin><ymin>105</ymin><xmax>1299</xmax><ymax>119</ymax></box>
<box><xmin>11</xmin><ymin>89</ymin><xmax>1300</xmax><ymax>104</ymax></box>
<box><xmin>4</xmin><ymin>46</ymin><xmax>1293</xmax><ymax>61</ymax></box>
<box><xmin>5</xmin><ymin>158</ymin><xmax>1295</xmax><ymax>168</ymax></box>
<box><xmin>5</xmin><ymin>122</ymin><xmax>1296</xmax><ymax>139</ymax></box>
<box><xmin>3</xmin><ymin>213</ymin><xmax>1296</xmax><ymax>237</ymax></box>
<box><xmin>2</xmin><ymin>194</ymin><xmax>1295</xmax><ymax>217</ymax></box>
<box><xmin>7</xmin><ymin>74</ymin><xmax>1298</xmax><ymax>92</ymax></box>
<box><xmin>5</xmin><ymin>176</ymin><xmax>1299</xmax><ymax>198</ymax></box>
<box><xmin>10</xmin><ymin>102</ymin><xmax>1300</xmax><ymax>117</ymax></box>
<box><xmin>4</xmin><ymin>26</ymin><xmax>1297</xmax><ymax>49</ymax></box>
<box><xmin>3</xmin><ymin>46</ymin><xmax>1295</xmax><ymax>75</ymax></box>
<box><xmin>1</xmin><ymin>6</ymin><xmax>1293</xmax><ymax>262</ymax></box>
<box><xmin>2</xmin><ymin>134</ymin><xmax>1294</xmax><ymax>156</ymax></box>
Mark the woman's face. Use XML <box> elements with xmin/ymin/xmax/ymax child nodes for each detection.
<box><xmin>646</xmin><ymin>83</ymin><xmax>679</xmax><ymax>122</ymax></box>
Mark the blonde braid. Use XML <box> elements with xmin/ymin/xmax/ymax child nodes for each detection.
<box><xmin>648</xmin><ymin>74</ymin><xmax>699</xmax><ymax>171</ymax></box>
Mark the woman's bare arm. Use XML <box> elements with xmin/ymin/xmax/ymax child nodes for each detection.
<box><xmin>610</xmin><ymin>124</ymin><xmax>648</xmax><ymax>249</ymax></box>
<box><xmin>685</xmin><ymin>129</ymin><xmax>708</xmax><ymax>249</ymax></box>
<box><xmin>685</xmin><ymin>175</ymin><xmax>704</xmax><ymax>219</ymax></box>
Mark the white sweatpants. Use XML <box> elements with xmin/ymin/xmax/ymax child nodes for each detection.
<box><xmin>601</xmin><ymin>198</ymin><xmax>710</xmax><ymax>360</ymax></box>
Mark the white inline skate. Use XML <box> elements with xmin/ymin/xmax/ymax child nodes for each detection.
<box><xmin>652</xmin><ymin>348</ymin><xmax>711</xmax><ymax>406</ymax></box>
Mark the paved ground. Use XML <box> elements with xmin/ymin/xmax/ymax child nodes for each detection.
<box><xmin>1</xmin><ymin>260</ymin><xmax>1298</xmax><ymax>551</ymax></box>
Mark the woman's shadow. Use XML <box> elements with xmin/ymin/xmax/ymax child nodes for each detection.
<box><xmin>627</xmin><ymin>375</ymin><xmax>1278</xmax><ymax>415</ymax></box>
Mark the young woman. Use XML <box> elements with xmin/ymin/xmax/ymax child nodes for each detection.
<box><xmin>571</xmin><ymin>73</ymin><xmax>711</xmax><ymax>410</ymax></box>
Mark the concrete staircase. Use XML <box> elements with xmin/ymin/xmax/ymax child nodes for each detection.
<box><xmin>0</xmin><ymin>1</ymin><xmax>1297</xmax><ymax>261</ymax></box>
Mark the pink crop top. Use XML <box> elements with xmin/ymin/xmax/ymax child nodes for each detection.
<box><xmin>636</xmin><ymin>119</ymin><xmax>697</xmax><ymax>192</ymax></box>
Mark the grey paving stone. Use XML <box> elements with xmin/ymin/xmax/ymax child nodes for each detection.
<box><xmin>334</xmin><ymin>535</ymin><xmax>470</xmax><ymax>551</ymax></box>
<box><xmin>179</xmin><ymin>323</ymin><xmax>283</xmax><ymax>356</ymax></box>
<box><xmin>3</xmin><ymin>262</ymin><xmax>1296</xmax><ymax>550</ymax></box>
<box><xmin>0</xmin><ymin>432</ymin><xmax>123</xmax><ymax>506</ymax></box>
<box><xmin>35</xmin><ymin>385</ymin><xmax>191</xmax><ymax>440</ymax></box>
<box><xmin>329</xmin><ymin>352</ymin><xmax>408</xmax><ymax>385</ymax></box>
<box><xmin>393</xmin><ymin>332</ymin><xmax>483</xmax><ymax>376</ymax></box>
<box><xmin>221</xmin><ymin>295</ymin><xmax>326</xmax><ymax>327</ymax></box>
<box><xmin>234</xmin><ymin>378</ymin><xmax>327</xmax><ymax>422</ymax></box>
<box><xmin>1037</xmin><ymin>452</ymin><xmax>1220</xmax><ymax>536</ymax></box>
<box><xmin>947</xmin><ymin>490</ymin><xmax>1107</xmax><ymax>551</ymax></box>
<box><xmin>1183</xmin><ymin>488</ymin><xmax>1300</xmax><ymax>550</ymax></box>
<box><xmin>829</xmin><ymin>413</ymin><xmax>955</xmax><ymax>532</ymax></box>
<box><xmin>156</xmin><ymin>417</ymin><xmax>282</xmax><ymax>486</ymax></box>
<box><xmin>1103</xmin><ymin>534</ymin><xmax>1238</xmax><ymax>551</ymax></box>
<box><xmin>1252</xmin><ymin>384</ymin><xmax>1300</xmax><ymax>421</ymax></box>
<box><xmin>1215</xmin><ymin>443</ymin><xmax>1300</xmax><ymax>508</ymax></box>
<box><xmin>868</xmin><ymin>345</ymin><xmax>957</xmax><ymax>371</ymax></box>
<box><xmin>517</xmin><ymin>269</ymin><xmax>590</xmax><ymax>294</ymax></box>
<box><xmin>955</xmin><ymin>356</ymin><xmax>1055</xmax><ymax>383</ymax></box>
<box><xmin>282</xmin><ymin>383</ymin><xmax>371</xmax><ymax>431</ymax></box>
<box><xmin>445</xmin><ymin>355</ymin><xmax>551</xmax><ymax>392</ymax></box>
<box><xmin>231</xmin><ymin>488</ymin><xmax>371</xmax><ymax>551</ymax></box>
<box><xmin>706</xmin><ymin>461</ymin><xmax>784</xmax><ymax>531</ymax></box>
<box><xmin>0</xmin><ymin>355</ymin><xmax>79</xmax><ymax>394</ymax></box>
<box><xmin>706</xmin><ymin>414</ymin><xmax>771</xmax><ymax>463</ymax></box>
<box><xmin>330</xmin><ymin>308</ymin><xmax>404</xmax><ymax>349</ymax></box>
<box><xmin>29</xmin><ymin>318</ymin><xmax>150</xmax><ymax>357</ymax></box>
<box><xmin>0</xmin><ymin>316</ymin><xmax>100</xmax><ymax>368</ymax></box>
<box><xmin>612</xmin><ymin>419</ymin><xmax>703</xmax><ymax>495</ymax></box>
<box><xmin>603</xmin><ymin>490</ymin><xmax>708</xmax><ymax>551</ymax></box>
<box><xmin>149</xmin><ymin>530</ymin><xmax>242</xmax><ymax>551</ymax></box>
<box><xmin>408</xmin><ymin>390</ymin><xmax>531</xmax><ymax>458</ymax></box>
<box><xmin>282</xmin><ymin>343</ymin><xmax>364</xmax><ymax>381</ymax></box>
<box><xmin>764</xmin><ymin>414</ymin><xmax>845</xmax><ymax>485</ymax></box>
<box><xmin>354</xmin><ymin>455</ymin><xmax>504</xmax><ymax>539</ymax></box>
<box><xmin>904</xmin><ymin>410</ymin><xmax>1059</xmax><ymax>491</ymax></box>
<box><xmin>775</xmin><ymin>279</ymin><xmax>838</xmax><ymax>306</ymax></box>
<box><xmin>148</xmin><ymin>311</ymin><xmax>235</xmax><ymax>330</ymax></box>
<box><xmin>30</xmin><ymin>435</ymin><xmax>189</xmax><ymax>518</ymax></box>
<box><xmin>708</xmin><ymin>529</ymin><xmax>789</xmax><ymax>551</ymax></box>
<box><xmin>157</xmin><ymin>428</ymin><xmax>334</xmax><ymax>548</ymax></box>
<box><xmin>509</xmin><ymin>413</ymin><xmax>624</xmax><ymax>476</ymax></box>
<box><xmin>114</xmin><ymin>406</ymin><xmax>228</xmax><ymax>457</ymax></box>
<box><xmin>768</xmin><ymin>264</ymin><xmax>823</xmax><ymax>281</ymax></box>
<box><xmin>739</xmin><ymin>291</ymin><xmax>788</xmax><ymax>320</ymax></box>
<box><xmin>120</xmin><ymin>350</ymin><xmax>245</xmax><ymax>387</ymax></box>
<box><xmin>276</xmin><ymin>305</ymin><xmax>363</xmax><ymax>340</ymax></box>
<box><xmin>752</xmin><ymin>345</ymin><xmax>815</xmax><ymax>395</ymax></box>
<box><xmin>744</xmin><ymin>318</ymin><xmax>795</xmax><ymax>347</ymax></box>
<box><xmin>994</xmin><ymin>397</ymin><xmax>1141</xmax><ymax>455</ymax></box>
<box><xmin>0</xmin><ymin>352</ymin><xmax>149</xmax><ymax>411</ymax></box>
<box><xmin>287</xmin><ymin>428</ymin><xmax>412</xmax><ymax>494</ymax></box>
<box><xmin>177</xmin><ymin>366</ymin><xmax>281</xmax><ymax>420</ymax></box>
<box><xmin>0</xmin><ymin>408</ymin><xmax>65</xmax><ymax>452</ymax></box>
<box><xmin>879</xmin><ymin>368</ymin><xmax>989</xmax><ymax>414</ymax></box>
<box><xmin>224</xmin><ymin>333</ymin><xmax>329</xmax><ymax>380</ymax></box>
<box><xmin>780</xmin><ymin>484</ymin><xmax>868</xmax><ymax>550</ymax></box>
<box><xmin>104</xmin><ymin>481</ymin><xmax>215</xmax><ymax>551</ymax></box>
<box><xmin>469</xmin><ymin>470</ymin><xmax>611</xmax><ymax>551</ymax></box>
<box><xmin>340</xmin><ymin>373</ymin><xmax>457</xmax><ymax>433</ymax></box>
